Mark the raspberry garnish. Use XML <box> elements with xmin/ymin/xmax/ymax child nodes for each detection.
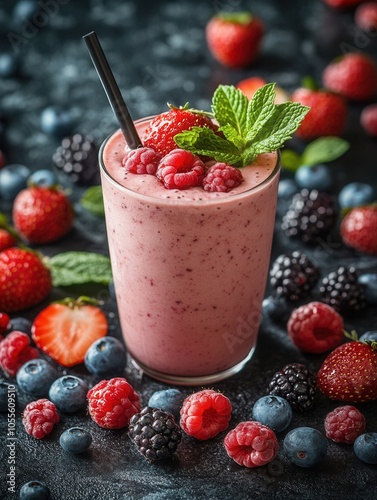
<box><xmin>22</xmin><ymin>399</ymin><xmax>60</xmax><ymax>439</ymax></box>
<box><xmin>87</xmin><ymin>377</ymin><xmax>141</xmax><ymax>429</ymax></box>
<box><xmin>224</xmin><ymin>421</ymin><xmax>279</xmax><ymax>468</ymax></box>
<box><xmin>180</xmin><ymin>389</ymin><xmax>232</xmax><ymax>440</ymax></box>
<box><xmin>324</xmin><ymin>405</ymin><xmax>366</xmax><ymax>444</ymax></box>
<box><xmin>202</xmin><ymin>162</ymin><xmax>244</xmax><ymax>192</ymax></box>
<box><xmin>287</xmin><ymin>301</ymin><xmax>344</xmax><ymax>354</ymax></box>
<box><xmin>0</xmin><ymin>331</ymin><xmax>39</xmax><ymax>376</ymax></box>
<box><xmin>122</xmin><ymin>147</ymin><xmax>162</xmax><ymax>175</ymax></box>
<box><xmin>156</xmin><ymin>149</ymin><xmax>205</xmax><ymax>190</ymax></box>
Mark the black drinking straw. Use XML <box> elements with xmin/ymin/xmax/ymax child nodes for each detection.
<box><xmin>83</xmin><ymin>31</ymin><xmax>142</xmax><ymax>149</ymax></box>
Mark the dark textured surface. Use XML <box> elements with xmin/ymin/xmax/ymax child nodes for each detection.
<box><xmin>0</xmin><ymin>1</ymin><xmax>377</xmax><ymax>499</ymax></box>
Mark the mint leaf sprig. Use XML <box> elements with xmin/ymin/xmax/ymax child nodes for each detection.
<box><xmin>174</xmin><ymin>83</ymin><xmax>310</xmax><ymax>167</ymax></box>
<box><xmin>281</xmin><ymin>136</ymin><xmax>350</xmax><ymax>172</ymax></box>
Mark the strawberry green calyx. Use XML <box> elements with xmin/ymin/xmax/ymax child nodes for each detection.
<box><xmin>54</xmin><ymin>296</ymin><xmax>102</xmax><ymax>308</ymax></box>
<box><xmin>0</xmin><ymin>212</ymin><xmax>20</xmax><ymax>241</ymax></box>
<box><xmin>174</xmin><ymin>83</ymin><xmax>310</xmax><ymax>168</ymax></box>
<box><xmin>167</xmin><ymin>102</ymin><xmax>214</xmax><ymax>119</ymax></box>
<box><xmin>302</xmin><ymin>76</ymin><xmax>318</xmax><ymax>91</ymax></box>
<box><xmin>217</xmin><ymin>12</ymin><xmax>254</xmax><ymax>25</ymax></box>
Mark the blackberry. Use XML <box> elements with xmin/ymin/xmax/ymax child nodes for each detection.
<box><xmin>128</xmin><ymin>406</ymin><xmax>182</xmax><ymax>462</ymax></box>
<box><xmin>52</xmin><ymin>134</ymin><xmax>99</xmax><ymax>186</ymax></box>
<box><xmin>320</xmin><ymin>266</ymin><xmax>366</xmax><ymax>315</ymax></box>
<box><xmin>268</xmin><ymin>363</ymin><xmax>316</xmax><ymax>412</ymax></box>
<box><xmin>269</xmin><ymin>251</ymin><xmax>320</xmax><ymax>301</ymax></box>
<box><xmin>281</xmin><ymin>189</ymin><xmax>337</xmax><ymax>244</ymax></box>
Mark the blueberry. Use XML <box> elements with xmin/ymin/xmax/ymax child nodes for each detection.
<box><xmin>278</xmin><ymin>179</ymin><xmax>298</xmax><ymax>199</ymax></box>
<box><xmin>7</xmin><ymin>317</ymin><xmax>32</xmax><ymax>335</ymax></box>
<box><xmin>294</xmin><ymin>164</ymin><xmax>332</xmax><ymax>191</ymax></box>
<box><xmin>19</xmin><ymin>480</ymin><xmax>50</xmax><ymax>500</ymax></box>
<box><xmin>252</xmin><ymin>395</ymin><xmax>292</xmax><ymax>433</ymax></box>
<box><xmin>283</xmin><ymin>427</ymin><xmax>327</xmax><ymax>467</ymax></box>
<box><xmin>13</xmin><ymin>1</ymin><xmax>39</xmax><ymax>22</ymax></box>
<box><xmin>359</xmin><ymin>331</ymin><xmax>377</xmax><ymax>343</ymax></box>
<box><xmin>48</xmin><ymin>375</ymin><xmax>88</xmax><ymax>413</ymax></box>
<box><xmin>338</xmin><ymin>182</ymin><xmax>375</xmax><ymax>209</ymax></box>
<box><xmin>0</xmin><ymin>380</ymin><xmax>13</xmax><ymax>412</ymax></box>
<box><xmin>28</xmin><ymin>169</ymin><xmax>58</xmax><ymax>188</ymax></box>
<box><xmin>84</xmin><ymin>337</ymin><xmax>127</xmax><ymax>376</ymax></box>
<box><xmin>16</xmin><ymin>359</ymin><xmax>59</xmax><ymax>398</ymax></box>
<box><xmin>59</xmin><ymin>427</ymin><xmax>92</xmax><ymax>454</ymax></box>
<box><xmin>353</xmin><ymin>433</ymin><xmax>377</xmax><ymax>464</ymax></box>
<box><xmin>40</xmin><ymin>106</ymin><xmax>74</xmax><ymax>137</ymax></box>
<box><xmin>148</xmin><ymin>389</ymin><xmax>184</xmax><ymax>421</ymax></box>
<box><xmin>358</xmin><ymin>273</ymin><xmax>377</xmax><ymax>305</ymax></box>
<box><xmin>262</xmin><ymin>294</ymin><xmax>292</xmax><ymax>323</ymax></box>
<box><xmin>0</xmin><ymin>164</ymin><xmax>31</xmax><ymax>201</ymax></box>
<box><xmin>0</xmin><ymin>53</ymin><xmax>19</xmax><ymax>78</ymax></box>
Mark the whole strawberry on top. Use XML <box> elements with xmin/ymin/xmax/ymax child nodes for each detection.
<box><xmin>205</xmin><ymin>11</ymin><xmax>264</xmax><ymax>68</ymax></box>
<box><xmin>340</xmin><ymin>205</ymin><xmax>377</xmax><ymax>256</ymax></box>
<box><xmin>32</xmin><ymin>296</ymin><xmax>108</xmax><ymax>367</ymax></box>
<box><xmin>13</xmin><ymin>185</ymin><xmax>74</xmax><ymax>245</ymax></box>
<box><xmin>142</xmin><ymin>104</ymin><xmax>218</xmax><ymax>156</ymax></box>
<box><xmin>317</xmin><ymin>333</ymin><xmax>377</xmax><ymax>403</ymax></box>
<box><xmin>0</xmin><ymin>247</ymin><xmax>52</xmax><ymax>313</ymax></box>
<box><xmin>291</xmin><ymin>79</ymin><xmax>347</xmax><ymax>139</ymax></box>
<box><xmin>322</xmin><ymin>53</ymin><xmax>377</xmax><ymax>101</ymax></box>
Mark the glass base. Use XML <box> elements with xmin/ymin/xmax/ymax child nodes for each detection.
<box><xmin>130</xmin><ymin>347</ymin><xmax>256</xmax><ymax>386</ymax></box>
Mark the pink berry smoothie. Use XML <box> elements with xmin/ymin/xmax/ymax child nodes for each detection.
<box><xmin>99</xmin><ymin>117</ymin><xmax>280</xmax><ymax>385</ymax></box>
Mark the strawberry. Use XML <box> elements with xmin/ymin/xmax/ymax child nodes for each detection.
<box><xmin>0</xmin><ymin>247</ymin><xmax>52</xmax><ymax>313</ymax></box>
<box><xmin>317</xmin><ymin>339</ymin><xmax>377</xmax><ymax>403</ymax></box>
<box><xmin>142</xmin><ymin>105</ymin><xmax>218</xmax><ymax>156</ymax></box>
<box><xmin>323</xmin><ymin>0</ymin><xmax>365</xmax><ymax>8</ymax></box>
<box><xmin>361</xmin><ymin>104</ymin><xmax>377</xmax><ymax>137</ymax></box>
<box><xmin>322</xmin><ymin>53</ymin><xmax>377</xmax><ymax>101</ymax></box>
<box><xmin>32</xmin><ymin>297</ymin><xmax>108</xmax><ymax>367</ymax></box>
<box><xmin>236</xmin><ymin>77</ymin><xmax>289</xmax><ymax>104</ymax></box>
<box><xmin>0</xmin><ymin>228</ymin><xmax>16</xmax><ymax>252</ymax></box>
<box><xmin>205</xmin><ymin>12</ymin><xmax>264</xmax><ymax>68</ymax></box>
<box><xmin>340</xmin><ymin>205</ymin><xmax>377</xmax><ymax>255</ymax></box>
<box><xmin>291</xmin><ymin>82</ymin><xmax>347</xmax><ymax>139</ymax></box>
<box><xmin>355</xmin><ymin>2</ymin><xmax>377</xmax><ymax>32</ymax></box>
<box><xmin>12</xmin><ymin>186</ymin><xmax>74</xmax><ymax>245</ymax></box>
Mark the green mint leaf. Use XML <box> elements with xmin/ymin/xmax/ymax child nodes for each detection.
<box><xmin>212</xmin><ymin>85</ymin><xmax>248</xmax><ymax>136</ymax></box>
<box><xmin>79</xmin><ymin>185</ymin><xmax>105</xmax><ymax>218</ymax></box>
<box><xmin>174</xmin><ymin>127</ymin><xmax>241</xmax><ymax>164</ymax></box>
<box><xmin>251</xmin><ymin>102</ymin><xmax>310</xmax><ymax>154</ymax></box>
<box><xmin>220</xmin><ymin>124</ymin><xmax>246</xmax><ymax>150</ymax></box>
<box><xmin>49</xmin><ymin>251</ymin><xmax>112</xmax><ymax>287</ymax></box>
<box><xmin>281</xmin><ymin>149</ymin><xmax>302</xmax><ymax>172</ymax></box>
<box><xmin>246</xmin><ymin>83</ymin><xmax>276</xmax><ymax>141</ymax></box>
<box><xmin>301</xmin><ymin>137</ymin><xmax>350</xmax><ymax>166</ymax></box>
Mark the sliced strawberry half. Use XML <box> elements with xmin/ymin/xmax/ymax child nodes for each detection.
<box><xmin>32</xmin><ymin>297</ymin><xmax>108</xmax><ymax>367</ymax></box>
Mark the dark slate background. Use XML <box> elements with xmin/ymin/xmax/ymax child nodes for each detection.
<box><xmin>0</xmin><ymin>1</ymin><xmax>377</xmax><ymax>499</ymax></box>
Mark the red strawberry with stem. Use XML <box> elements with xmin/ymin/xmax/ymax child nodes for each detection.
<box><xmin>12</xmin><ymin>185</ymin><xmax>74</xmax><ymax>245</ymax></box>
<box><xmin>0</xmin><ymin>228</ymin><xmax>17</xmax><ymax>252</ymax></box>
<box><xmin>291</xmin><ymin>78</ymin><xmax>347</xmax><ymax>140</ymax></box>
<box><xmin>205</xmin><ymin>11</ymin><xmax>264</xmax><ymax>68</ymax></box>
<box><xmin>32</xmin><ymin>296</ymin><xmax>108</xmax><ymax>367</ymax></box>
<box><xmin>340</xmin><ymin>205</ymin><xmax>377</xmax><ymax>256</ymax></box>
<box><xmin>317</xmin><ymin>332</ymin><xmax>377</xmax><ymax>403</ymax></box>
<box><xmin>322</xmin><ymin>53</ymin><xmax>377</xmax><ymax>101</ymax></box>
<box><xmin>142</xmin><ymin>104</ymin><xmax>218</xmax><ymax>156</ymax></box>
<box><xmin>0</xmin><ymin>247</ymin><xmax>52</xmax><ymax>313</ymax></box>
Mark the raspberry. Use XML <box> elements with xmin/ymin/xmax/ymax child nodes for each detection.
<box><xmin>180</xmin><ymin>389</ymin><xmax>232</xmax><ymax>440</ymax></box>
<box><xmin>22</xmin><ymin>398</ymin><xmax>60</xmax><ymax>439</ymax></box>
<box><xmin>324</xmin><ymin>405</ymin><xmax>366</xmax><ymax>444</ymax></box>
<box><xmin>156</xmin><ymin>149</ymin><xmax>205</xmax><ymax>190</ymax></box>
<box><xmin>122</xmin><ymin>147</ymin><xmax>162</xmax><ymax>175</ymax></box>
<box><xmin>268</xmin><ymin>363</ymin><xmax>317</xmax><ymax>412</ymax></box>
<box><xmin>361</xmin><ymin>104</ymin><xmax>377</xmax><ymax>137</ymax></box>
<box><xmin>224</xmin><ymin>421</ymin><xmax>279</xmax><ymax>468</ymax></box>
<box><xmin>0</xmin><ymin>312</ymin><xmax>10</xmax><ymax>337</ymax></box>
<box><xmin>0</xmin><ymin>331</ymin><xmax>39</xmax><ymax>376</ymax></box>
<box><xmin>128</xmin><ymin>406</ymin><xmax>182</xmax><ymax>461</ymax></box>
<box><xmin>287</xmin><ymin>301</ymin><xmax>344</xmax><ymax>354</ymax></box>
<box><xmin>202</xmin><ymin>162</ymin><xmax>244</xmax><ymax>192</ymax></box>
<box><xmin>87</xmin><ymin>377</ymin><xmax>141</xmax><ymax>429</ymax></box>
